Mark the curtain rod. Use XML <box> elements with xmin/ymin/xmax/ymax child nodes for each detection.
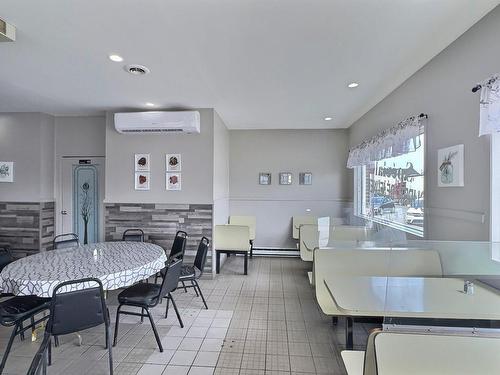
<box><xmin>472</xmin><ymin>76</ymin><xmax>498</xmax><ymax>93</ymax></box>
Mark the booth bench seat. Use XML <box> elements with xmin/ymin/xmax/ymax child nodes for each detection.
<box><xmin>342</xmin><ymin>330</ymin><xmax>500</xmax><ymax>375</ymax></box>
<box><xmin>214</xmin><ymin>225</ymin><xmax>251</xmax><ymax>275</ymax></box>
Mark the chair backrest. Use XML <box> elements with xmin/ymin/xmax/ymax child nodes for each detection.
<box><xmin>0</xmin><ymin>246</ymin><xmax>14</xmax><ymax>272</ymax></box>
<box><xmin>194</xmin><ymin>237</ymin><xmax>210</xmax><ymax>274</ymax></box>
<box><xmin>27</xmin><ymin>333</ymin><xmax>50</xmax><ymax>375</ymax></box>
<box><xmin>214</xmin><ymin>225</ymin><xmax>250</xmax><ymax>252</ymax></box>
<box><xmin>169</xmin><ymin>231</ymin><xmax>187</xmax><ymax>260</ymax></box>
<box><xmin>292</xmin><ymin>216</ymin><xmax>317</xmax><ymax>239</ymax></box>
<box><xmin>53</xmin><ymin>233</ymin><xmax>79</xmax><ymax>250</ymax></box>
<box><xmin>122</xmin><ymin>229</ymin><xmax>145</xmax><ymax>242</ymax></box>
<box><xmin>47</xmin><ymin>278</ymin><xmax>108</xmax><ymax>336</ymax></box>
<box><xmin>159</xmin><ymin>258</ymin><xmax>183</xmax><ymax>299</ymax></box>
<box><xmin>229</xmin><ymin>216</ymin><xmax>256</xmax><ymax>240</ymax></box>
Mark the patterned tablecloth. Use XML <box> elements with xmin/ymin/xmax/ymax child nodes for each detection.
<box><xmin>0</xmin><ymin>242</ymin><xmax>167</xmax><ymax>297</ymax></box>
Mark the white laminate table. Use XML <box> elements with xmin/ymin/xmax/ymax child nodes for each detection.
<box><xmin>324</xmin><ymin>275</ymin><xmax>500</xmax><ymax>348</ymax></box>
<box><xmin>0</xmin><ymin>241</ymin><xmax>168</xmax><ymax>297</ymax></box>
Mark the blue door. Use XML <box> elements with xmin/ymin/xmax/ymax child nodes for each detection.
<box><xmin>73</xmin><ymin>165</ymin><xmax>99</xmax><ymax>244</ymax></box>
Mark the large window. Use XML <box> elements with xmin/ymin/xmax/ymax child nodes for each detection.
<box><xmin>354</xmin><ymin>134</ymin><xmax>425</xmax><ymax>237</ymax></box>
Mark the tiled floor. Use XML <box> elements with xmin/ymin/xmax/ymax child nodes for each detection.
<box><xmin>0</xmin><ymin>256</ymin><xmax>373</xmax><ymax>375</ymax></box>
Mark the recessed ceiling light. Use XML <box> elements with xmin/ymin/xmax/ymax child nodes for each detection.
<box><xmin>109</xmin><ymin>54</ymin><xmax>123</xmax><ymax>62</ymax></box>
<box><xmin>145</xmin><ymin>102</ymin><xmax>155</xmax><ymax>107</ymax></box>
<box><xmin>324</xmin><ymin>117</ymin><xmax>333</xmax><ymax>121</ymax></box>
<box><xmin>348</xmin><ymin>82</ymin><xmax>359</xmax><ymax>88</ymax></box>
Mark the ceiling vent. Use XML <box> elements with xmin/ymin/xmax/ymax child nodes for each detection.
<box><xmin>0</xmin><ymin>18</ymin><xmax>16</xmax><ymax>42</ymax></box>
<box><xmin>124</xmin><ymin>64</ymin><xmax>150</xmax><ymax>75</ymax></box>
<box><xmin>114</xmin><ymin>111</ymin><xmax>201</xmax><ymax>134</ymax></box>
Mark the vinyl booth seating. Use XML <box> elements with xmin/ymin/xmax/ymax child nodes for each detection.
<box><xmin>214</xmin><ymin>225</ymin><xmax>251</xmax><ymax>275</ymax></box>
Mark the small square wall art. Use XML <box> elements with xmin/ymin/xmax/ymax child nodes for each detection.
<box><xmin>166</xmin><ymin>172</ymin><xmax>181</xmax><ymax>191</ymax></box>
<box><xmin>135</xmin><ymin>172</ymin><xmax>150</xmax><ymax>190</ymax></box>
<box><xmin>0</xmin><ymin>161</ymin><xmax>14</xmax><ymax>183</ymax></box>
<box><xmin>135</xmin><ymin>154</ymin><xmax>151</xmax><ymax>172</ymax></box>
<box><xmin>166</xmin><ymin>154</ymin><xmax>181</xmax><ymax>172</ymax></box>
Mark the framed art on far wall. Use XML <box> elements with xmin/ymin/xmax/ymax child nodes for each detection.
<box><xmin>166</xmin><ymin>172</ymin><xmax>182</xmax><ymax>191</ymax></box>
<box><xmin>0</xmin><ymin>161</ymin><xmax>14</xmax><ymax>183</ymax></box>
<box><xmin>166</xmin><ymin>154</ymin><xmax>181</xmax><ymax>172</ymax></box>
<box><xmin>135</xmin><ymin>154</ymin><xmax>151</xmax><ymax>172</ymax></box>
<box><xmin>259</xmin><ymin>172</ymin><xmax>271</xmax><ymax>185</ymax></box>
<box><xmin>299</xmin><ymin>172</ymin><xmax>312</xmax><ymax>185</ymax></box>
<box><xmin>438</xmin><ymin>144</ymin><xmax>464</xmax><ymax>187</ymax></box>
<box><xmin>135</xmin><ymin>172</ymin><xmax>150</xmax><ymax>190</ymax></box>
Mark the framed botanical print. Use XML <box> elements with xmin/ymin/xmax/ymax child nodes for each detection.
<box><xmin>438</xmin><ymin>144</ymin><xmax>464</xmax><ymax>187</ymax></box>
<box><xmin>259</xmin><ymin>172</ymin><xmax>272</xmax><ymax>185</ymax></box>
<box><xmin>135</xmin><ymin>154</ymin><xmax>150</xmax><ymax>172</ymax></box>
<box><xmin>166</xmin><ymin>154</ymin><xmax>181</xmax><ymax>172</ymax></box>
<box><xmin>166</xmin><ymin>172</ymin><xmax>182</xmax><ymax>191</ymax></box>
<box><xmin>279</xmin><ymin>172</ymin><xmax>293</xmax><ymax>185</ymax></box>
<box><xmin>135</xmin><ymin>172</ymin><xmax>150</xmax><ymax>190</ymax></box>
<box><xmin>299</xmin><ymin>172</ymin><xmax>312</xmax><ymax>185</ymax></box>
<box><xmin>0</xmin><ymin>161</ymin><xmax>14</xmax><ymax>183</ymax></box>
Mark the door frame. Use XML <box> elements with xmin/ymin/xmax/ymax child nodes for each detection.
<box><xmin>56</xmin><ymin>156</ymin><xmax>105</xmax><ymax>242</ymax></box>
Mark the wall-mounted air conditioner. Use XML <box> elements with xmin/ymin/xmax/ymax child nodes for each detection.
<box><xmin>114</xmin><ymin>111</ymin><xmax>200</xmax><ymax>134</ymax></box>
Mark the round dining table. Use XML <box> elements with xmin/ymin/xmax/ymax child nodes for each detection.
<box><xmin>0</xmin><ymin>241</ymin><xmax>168</xmax><ymax>298</ymax></box>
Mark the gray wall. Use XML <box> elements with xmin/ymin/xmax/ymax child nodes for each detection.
<box><xmin>0</xmin><ymin>113</ymin><xmax>55</xmax><ymax>202</ymax></box>
<box><xmin>348</xmin><ymin>6</ymin><xmax>500</xmax><ymax>241</ymax></box>
<box><xmin>105</xmin><ymin>109</ymin><xmax>214</xmax><ymax>204</ymax></box>
<box><xmin>213</xmin><ymin>110</ymin><xmax>230</xmax><ymax>224</ymax></box>
<box><xmin>229</xmin><ymin>129</ymin><xmax>350</xmax><ymax>248</ymax></box>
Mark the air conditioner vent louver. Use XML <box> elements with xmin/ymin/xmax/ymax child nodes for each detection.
<box><xmin>114</xmin><ymin>111</ymin><xmax>200</xmax><ymax>134</ymax></box>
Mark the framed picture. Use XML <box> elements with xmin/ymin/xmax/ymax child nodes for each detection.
<box><xmin>438</xmin><ymin>144</ymin><xmax>464</xmax><ymax>187</ymax></box>
<box><xmin>135</xmin><ymin>154</ymin><xmax>150</xmax><ymax>172</ymax></box>
<box><xmin>166</xmin><ymin>154</ymin><xmax>181</xmax><ymax>172</ymax></box>
<box><xmin>259</xmin><ymin>172</ymin><xmax>272</xmax><ymax>185</ymax></box>
<box><xmin>299</xmin><ymin>172</ymin><xmax>312</xmax><ymax>185</ymax></box>
<box><xmin>0</xmin><ymin>161</ymin><xmax>14</xmax><ymax>183</ymax></box>
<box><xmin>166</xmin><ymin>172</ymin><xmax>182</xmax><ymax>191</ymax></box>
<box><xmin>135</xmin><ymin>172</ymin><xmax>150</xmax><ymax>190</ymax></box>
<box><xmin>279</xmin><ymin>172</ymin><xmax>293</xmax><ymax>185</ymax></box>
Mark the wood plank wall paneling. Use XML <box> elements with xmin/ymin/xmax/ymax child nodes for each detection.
<box><xmin>105</xmin><ymin>203</ymin><xmax>213</xmax><ymax>273</ymax></box>
<box><xmin>0</xmin><ymin>201</ymin><xmax>55</xmax><ymax>258</ymax></box>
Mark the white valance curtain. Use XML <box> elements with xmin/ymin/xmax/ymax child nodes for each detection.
<box><xmin>479</xmin><ymin>74</ymin><xmax>500</xmax><ymax>136</ymax></box>
<box><xmin>346</xmin><ymin>115</ymin><xmax>426</xmax><ymax>169</ymax></box>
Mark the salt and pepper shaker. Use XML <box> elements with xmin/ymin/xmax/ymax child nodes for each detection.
<box><xmin>464</xmin><ymin>280</ymin><xmax>474</xmax><ymax>295</ymax></box>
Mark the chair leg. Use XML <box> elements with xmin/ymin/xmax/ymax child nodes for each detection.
<box><xmin>191</xmin><ymin>280</ymin><xmax>199</xmax><ymax>297</ymax></box>
<box><xmin>54</xmin><ymin>336</ymin><xmax>59</xmax><ymax>347</ymax></box>
<box><xmin>48</xmin><ymin>335</ymin><xmax>52</xmax><ymax>366</ymax></box>
<box><xmin>145</xmin><ymin>308</ymin><xmax>163</xmax><ymax>352</ymax></box>
<box><xmin>106</xmin><ymin>323</ymin><xmax>114</xmax><ymax>375</ymax></box>
<box><xmin>113</xmin><ymin>305</ymin><xmax>122</xmax><ymax>346</ymax></box>
<box><xmin>141</xmin><ymin>308</ymin><xmax>145</xmax><ymax>323</ymax></box>
<box><xmin>244</xmin><ymin>252</ymin><xmax>248</xmax><ymax>275</ymax></box>
<box><xmin>181</xmin><ymin>281</ymin><xmax>188</xmax><ymax>293</ymax></box>
<box><xmin>0</xmin><ymin>322</ymin><xmax>19</xmax><ymax>374</ymax></box>
<box><xmin>19</xmin><ymin>321</ymin><xmax>24</xmax><ymax>341</ymax></box>
<box><xmin>216</xmin><ymin>251</ymin><xmax>221</xmax><ymax>274</ymax></box>
<box><xmin>169</xmin><ymin>294</ymin><xmax>184</xmax><ymax>328</ymax></box>
<box><xmin>195</xmin><ymin>280</ymin><xmax>208</xmax><ymax>309</ymax></box>
<box><xmin>250</xmin><ymin>240</ymin><xmax>253</xmax><ymax>258</ymax></box>
<box><xmin>165</xmin><ymin>297</ymin><xmax>170</xmax><ymax>319</ymax></box>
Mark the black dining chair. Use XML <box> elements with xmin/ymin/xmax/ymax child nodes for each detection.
<box><xmin>53</xmin><ymin>233</ymin><xmax>79</xmax><ymax>250</ymax></box>
<box><xmin>27</xmin><ymin>333</ymin><xmax>50</xmax><ymax>375</ymax></box>
<box><xmin>45</xmin><ymin>278</ymin><xmax>112</xmax><ymax>374</ymax></box>
<box><xmin>0</xmin><ymin>296</ymin><xmax>51</xmax><ymax>374</ymax></box>
<box><xmin>178</xmin><ymin>237</ymin><xmax>209</xmax><ymax>310</ymax></box>
<box><xmin>122</xmin><ymin>229</ymin><xmax>145</xmax><ymax>242</ymax></box>
<box><xmin>154</xmin><ymin>231</ymin><xmax>187</xmax><ymax>284</ymax></box>
<box><xmin>114</xmin><ymin>258</ymin><xmax>184</xmax><ymax>352</ymax></box>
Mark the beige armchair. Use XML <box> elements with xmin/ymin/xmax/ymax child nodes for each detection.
<box><xmin>229</xmin><ymin>216</ymin><xmax>256</xmax><ymax>257</ymax></box>
<box><xmin>214</xmin><ymin>225</ymin><xmax>251</xmax><ymax>275</ymax></box>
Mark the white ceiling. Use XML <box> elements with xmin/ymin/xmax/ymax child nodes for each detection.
<box><xmin>0</xmin><ymin>1</ymin><xmax>498</xmax><ymax>129</ymax></box>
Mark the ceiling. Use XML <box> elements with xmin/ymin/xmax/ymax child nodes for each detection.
<box><xmin>0</xmin><ymin>1</ymin><xmax>498</xmax><ymax>129</ymax></box>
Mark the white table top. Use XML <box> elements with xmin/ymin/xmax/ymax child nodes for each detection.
<box><xmin>324</xmin><ymin>275</ymin><xmax>500</xmax><ymax>320</ymax></box>
<box><xmin>0</xmin><ymin>241</ymin><xmax>167</xmax><ymax>297</ymax></box>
